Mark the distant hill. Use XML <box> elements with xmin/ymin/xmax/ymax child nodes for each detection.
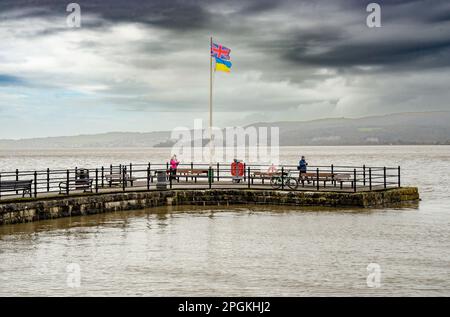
<box><xmin>1</xmin><ymin>112</ymin><xmax>449</xmax><ymax>148</ymax></box>
<box><xmin>0</xmin><ymin>131</ymin><xmax>171</xmax><ymax>149</ymax></box>
<box><xmin>250</xmin><ymin>111</ymin><xmax>450</xmax><ymax>146</ymax></box>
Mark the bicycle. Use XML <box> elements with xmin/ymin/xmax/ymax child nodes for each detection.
<box><xmin>270</xmin><ymin>171</ymin><xmax>298</xmax><ymax>190</ymax></box>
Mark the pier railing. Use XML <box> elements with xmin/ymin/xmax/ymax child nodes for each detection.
<box><xmin>0</xmin><ymin>163</ymin><xmax>401</xmax><ymax>200</ymax></box>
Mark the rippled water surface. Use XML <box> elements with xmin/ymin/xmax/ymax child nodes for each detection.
<box><xmin>0</xmin><ymin>146</ymin><xmax>449</xmax><ymax>296</ymax></box>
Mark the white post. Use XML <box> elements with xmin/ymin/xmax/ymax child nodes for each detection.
<box><xmin>209</xmin><ymin>36</ymin><xmax>213</xmax><ymax>169</ymax></box>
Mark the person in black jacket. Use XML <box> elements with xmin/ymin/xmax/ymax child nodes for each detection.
<box><xmin>297</xmin><ymin>156</ymin><xmax>309</xmax><ymax>183</ymax></box>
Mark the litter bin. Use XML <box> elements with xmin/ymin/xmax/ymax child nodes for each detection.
<box><xmin>77</xmin><ymin>168</ymin><xmax>89</xmax><ymax>180</ymax></box>
<box><xmin>76</xmin><ymin>168</ymin><xmax>90</xmax><ymax>189</ymax></box>
<box><xmin>156</xmin><ymin>170</ymin><xmax>168</xmax><ymax>190</ymax></box>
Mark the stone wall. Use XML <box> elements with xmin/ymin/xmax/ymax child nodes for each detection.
<box><xmin>0</xmin><ymin>187</ymin><xmax>419</xmax><ymax>226</ymax></box>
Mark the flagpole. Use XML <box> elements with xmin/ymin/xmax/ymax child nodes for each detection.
<box><xmin>209</xmin><ymin>36</ymin><xmax>213</xmax><ymax>170</ymax></box>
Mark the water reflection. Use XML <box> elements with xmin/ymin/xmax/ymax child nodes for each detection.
<box><xmin>2</xmin><ymin>202</ymin><xmax>442</xmax><ymax>297</ymax></box>
<box><xmin>0</xmin><ymin>202</ymin><xmax>420</xmax><ymax>238</ymax></box>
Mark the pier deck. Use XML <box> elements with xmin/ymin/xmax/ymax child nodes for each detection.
<box><xmin>0</xmin><ymin>179</ymin><xmax>391</xmax><ymax>203</ymax></box>
<box><xmin>0</xmin><ymin>162</ymin><xmax>403</xmax><ymax>204</ymax></box>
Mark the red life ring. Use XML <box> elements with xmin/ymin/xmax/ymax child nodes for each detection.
<box><xmin>231</xmin><ymin>162</ymin><xmax>237</xmax><ymax>176</ymax></box>
<box><xmin>231</xmin><ymin>162</ymin><xmax>244</xmax><ymax>176</ymax></box>
<box><xmin>237</xmin><ymin>162</ymin><xmax>244</xmax><ymax>176</ymax></box>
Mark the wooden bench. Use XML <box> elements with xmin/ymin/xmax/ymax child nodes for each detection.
<box><xmin>0</xmin><ymin>180</ymin><xmax>33</xmax><ymax>197</ymax></box>
<box><xmin>300</xmin><ymin>172</ymin><xmax>354</xmax><ymax>188</ymax></box>
<box><xmin>174</xmin><ymin>169</ymin><xmax>209</xmax><ymax>182</ymax></box>
<box><xmin>59</xmin><ymin>179</ymin><xmax>93</xmax><ymax>194</ymax></box>
<box><xmin>104</xmin><ymin>165</ymin><xmax>137</xmax><ymax>187</ymax></box>
<box><xmin>334</xmin><ymin>173</ymin><xmax>353</xmax><ymax>189</ymax></box>
<box><xmin>250</xmin><ymin>171</ymin><xmax>281</xmax><ymax>184</ymax></box>
<box><xmin>105</xmin><ymin>173</ymin><xmax>137</xmax><ymax>187</ymax></box>
<box><xmin>299</xmin><ymin>172</ymin><xmax>335</xmax><ymax>187</ymax></box>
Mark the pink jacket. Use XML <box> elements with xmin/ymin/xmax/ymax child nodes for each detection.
<box><xmin>170</xmin><ymin>159</ymin><xmax>179</xmax><ymax>169</ymax></box>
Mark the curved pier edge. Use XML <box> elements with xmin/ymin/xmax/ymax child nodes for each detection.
<box><xmin>0</xmin><ymin>187</ymin><xmax>419</xmax><ymax>226</ymax></box>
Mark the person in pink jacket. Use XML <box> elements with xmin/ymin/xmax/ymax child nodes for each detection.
<box><xmin>169</xmin><ymin>155</ymin><xmax>179</xmax><ymax>181</ymax></box>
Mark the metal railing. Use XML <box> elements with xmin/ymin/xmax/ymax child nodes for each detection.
<box><xmin>0</xmin><ymin>162</ymin><xmax>401</xmax><ymax>200</ymax></box>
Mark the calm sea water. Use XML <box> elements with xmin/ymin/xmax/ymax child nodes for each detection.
<box><xmin>0</xmin><ymin>146</ymin><xmax>449</xmax><ymax>296</ymax></box>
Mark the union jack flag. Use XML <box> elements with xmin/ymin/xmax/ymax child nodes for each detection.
<box><xmin>211</xmin><ymin>42</ymin><xmax>231</xmax><ymax>60</ymax></box>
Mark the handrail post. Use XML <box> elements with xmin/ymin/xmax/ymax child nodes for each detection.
<box><xmin>148</xmin><ymin>162</ymin><xmax>152</xmax><ymax>183</ymax></box>
<box><xmin>109</xmin><ymin>164</ymin><xmax>112</xmax><ymax>187</ymax></box>
<box><xmin>34</xmin><ymin>171</ymin><xmax>37</xmax><ymax>198</ymax></box>
<box><xmin>15</xmin><ymin>169</ymin><xmax>19</xmax><ymax>194</ymax></box>
<box><xmin>281</xmin><ymin>167</ymin><xmax>285</xmax><ymax>190</ymax></box>
<box><xmin>95</xmin><ymin>169</ymin><xmax>99</xmax><ymax>193</ymax></box>
<box><xmin>208</xmin><ymin>166</ymin><xmax>212</xmax><ymax>189</ymax></box>
<box><xmin>248</xmin><ymin>166</ymin><xmax>251</xmax><ymax>189</ymax></box>
<box><xmin>331</xmin><ymin>164</ymin><xmax>334</xmax><ymax>186</ymax></box>
<box><xmin>217</xmin><ymin>162</ymin><xmax>220</xmax><ymax>182</ymax></box>
<box><xmin>101</xmin><ymin>166</ymin><xmax>104</xmax><ymax>188</ymax></box>
<box><xmin>129</xmin><ymin>163</ymin><xmax>133</xmax><ymax>187</ymax></box>
<box><xmin>147</xmin><ymin>167</ymin><xmax>150</xmax><ymax>190</ymax></box>
<box><xmin>384</xmin><ymin>167</ymin><xmax>387</xmax><ymax>189</ymax></box>
<box><xmin>122</xmin><ymin>167</ymin><xmax>126</xmax><ymax>192</ymax></box>
<box><xmin>243</xmin><ymin>163</ymin><xmax>246</xmax><ymax>182</ymax></box>
<box><xmin>353</xmin><ymin>168</ymin><xmax>357</xmax><ymax>192</ymax></box>
<box><xmin>398</xmin><ymin>166</ymin><xmax>401</xmax><ymax>187</ymax></box>
<box><xmin>369</xmin><ymin>168</ymin><xmax>372</xmax><ymax>191</ymax></box>
<box><xmin>47</xmin><ymin>168</ymin><xmax>50</xmax><ymax>192</ymax></box>
<box><xmin>66</xmin><ymin>170</ymin><xmax>70</xmax><ymax>196</ymax></box>
<box><xmin>316</xmin><ymin>168</ymin><xmax>319</xmax><ymax>191</ymax></box>
<box><xmin>169</xmin><ymin>169</ymin><xmax>173</xmax><ymax>189</ymax></box>
<box><xmin>363</xmin><ymin>165</ymin><xmax>366</xmax><ymax>186</ymax></box>
<box><xmin>0</xmin><ymin>173</ymin><xmax>2</xmax><ymax>199</ymax></box>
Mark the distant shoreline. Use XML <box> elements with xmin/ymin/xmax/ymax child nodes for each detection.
<box><xmin>1</xmin><ymin>111</ymin><xmax>449</xmax><ymax>148</ymax></box>
<box><xmin>1</xmin><ymin>144</ymin><xmax>450</xmax><ymax>151</ymax></box>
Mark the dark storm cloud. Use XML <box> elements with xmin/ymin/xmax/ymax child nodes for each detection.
<box><xmin>0</xmin><ymin>0</ymin><xmax>445</xmax><ymax>27</ymax></box>
<box><xmin>285</xmin><ymin>35</ymin><xmax>450</xmax><ymax>69</ymax></box>
<box><xmin>362</xmin><ymin>0</ymin><xmax>450</xmax><ymax>25</ymax></box>
<box><xmin>0</xmin><ymin>0</ymin><xmax>207</xmax><ymax>29</ymax></box>
<box><xmin>272</xmin><ymin>0</ymin><xmax>450</xmax><ymax>71</ymax></box>
<box><xmin>0</xmin><ymin>0</ymin><xmax>239</xmax><ymax>30</ymax></box>
<box><xmin>0</xmin><ymin>0</ymin><xmax>290</xmax><ymax>30</ymax></box>
<box><xmin>2</xmin><ymin>0</ymin><xmax>449</xmax><ymax>72</ymax></box>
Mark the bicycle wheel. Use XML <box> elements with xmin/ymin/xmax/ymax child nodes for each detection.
<box><xmin>286</xmin><ymin>177</ymin><xmax>299</xmax><ymax>190</ymax></box>
<box><xmin>270</xmin><ymin>176</ymin><xmax>282</xmax><ymax>189</ymax></box>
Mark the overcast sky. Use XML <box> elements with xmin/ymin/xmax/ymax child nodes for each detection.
<box><xmin>0</xmin><ymin>0</ymin><xmax>449</xmax><ymax>139</ymax></box>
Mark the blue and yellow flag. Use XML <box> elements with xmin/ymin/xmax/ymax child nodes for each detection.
<box><xmin>215</xmin><ymin>57</ymin><xmax>232</xmax><ymax>73</ymax></box>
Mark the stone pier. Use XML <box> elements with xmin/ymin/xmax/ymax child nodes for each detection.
<box><xmin>0</xmin><ymin>187</ymin><xmax>419</xmax><ymax>226</ymax></box>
